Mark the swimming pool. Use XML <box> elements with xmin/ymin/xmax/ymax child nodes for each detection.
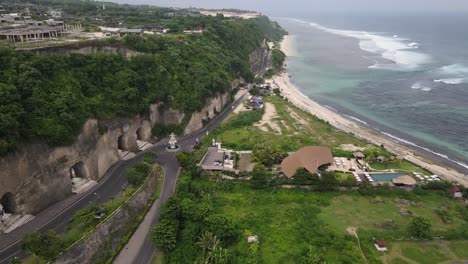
<box><xmin>369</xmin><ymin>173</ymin><xmax>406</xmax><ymax>183</ymax></box>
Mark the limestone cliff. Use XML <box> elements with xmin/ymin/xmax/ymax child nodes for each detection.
<box><xmin>21</xmin><ymin>45</ymin><xmax>140</xmax><ymax>58</ymax></box>
<box><xmin>249</xmin><ymin>39</ymin><xmax>272</xmax><ymax>75</ymax></box>
<box><xmin>0</xmin><ymin>44</ymin><xmax>269</xmax><ymax>216</ymax></box>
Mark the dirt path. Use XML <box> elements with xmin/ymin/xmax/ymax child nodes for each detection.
<box><xmin>256</xmin><ymin>102</ymin><xmax>282</xmax><ymax>134</ymax></box>
<box><xmin>347</xmin><ymin>226</ymin><xmax>369</xmax><ymax>264</ymax></box>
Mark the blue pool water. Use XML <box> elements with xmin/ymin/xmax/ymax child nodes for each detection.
<box><xmin>369</xmin><ymin>173</ymin><xmax>406</xmax><ymax>183</ymax></box>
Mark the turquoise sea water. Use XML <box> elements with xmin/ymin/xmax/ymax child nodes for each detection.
<box><xmin>277</xmin><ymin>15</ymin><xmax>468</xmax><ymax>172</ymax></box>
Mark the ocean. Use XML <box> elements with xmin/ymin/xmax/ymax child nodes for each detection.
<box><xmin>277</xmin><ymin>14</ymin><xmax>468</xmax><ymax>171</ymax></box>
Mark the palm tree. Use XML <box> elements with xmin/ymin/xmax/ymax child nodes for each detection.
<box><xmin>196</xmin><ymin>231</ymin><xmax>230</xmax><ymax>264</ymax></box>
<box><xmin>196</xmin><ymin>231</ymin><xmax>220</xmax><ymax>253</ymax></box>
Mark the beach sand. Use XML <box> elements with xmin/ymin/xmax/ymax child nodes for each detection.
<box><xmin>274</xmin><ymin>35</ymin><xmax>468</xmax><ymax>187</ymax></box>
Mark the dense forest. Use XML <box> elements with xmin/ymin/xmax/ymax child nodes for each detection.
<box><xmin>0</xmin><ymin>1</ymin><xmax>287</xmax><ymax>155</ymax></box>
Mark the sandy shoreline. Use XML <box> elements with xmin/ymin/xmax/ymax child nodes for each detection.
<box><xmin>274</xmin><ymin>35</ymin><xmax>468</xmax><ymax>187</ymax></box>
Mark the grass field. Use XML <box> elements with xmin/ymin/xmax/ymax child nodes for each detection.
<box><xmin>209</xmin><ymin>96</ymin><xmax>427</xmax><ymax>176</ymax></box>
<box><xmin>185</xmin><ymin>95</ymin><xmax>468</xmax><ymax>263</ymax></box>
<box><xmin>209</xmin><ymin>183</ymin><xmax>468</xmax><ymax>263</ymax></box>
<box><xmin>381</xmin><ymin>240</ymin><xmax>468</xmax><ymax>264</ymax></box>
<box><xmin>212</xmin><ymin>184</ymin><xmax>365</xmax><ymax>263</ymax></box>
<box><xmin>370</xmin><ymin>160</ymin><xmax>431</xmax><ymax>175</ymax></box>
<box><xmin>212</xmin><ymin>96</ymin><xmax>366</xmax><ymax>152</ymax></box>
<box><xmin>319</xmin><ymin>194</ymin><xmax>466</xmax><ymax>238</ymax></box>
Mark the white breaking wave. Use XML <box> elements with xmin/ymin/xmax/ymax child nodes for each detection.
<box><xmin>440</xmin><ymin>64</ymin><xmax>468</xmax><ymax>75</ymax></box>
<box><xmin>303</xmin><ymin>21</ymin><xmax>432</xmax><ymax>71</ymax></box>
<box><xmin>344</xmin><ymin>115</ymin><xmax>368</xmax><ymax>125</ymax></box>
<box><xmin>434</xmin><ymin>64</ymin><xmax>468</xmax><ymax>84</ymax></box>
<box><xmin>407</xmin><ymin>42</ymin><xmax>419</xmax><ymax>48</ymax></box>
<box><xmin>411</xmin><ymin>82</ymin><xmax>432</xmax><ymax>91</ymax></box>
<box><xmin>382</xmin><ymin>132</ymin><xmax>468</xmax><ymax>170</ymax></box>
<box><xmin>434</xmin><ymin>78</ymin><xmax>466</xmax><ymax>85</ymax></box>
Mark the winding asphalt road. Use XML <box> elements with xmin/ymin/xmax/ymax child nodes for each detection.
<box><xmin>0</xmin><ymin>91</ymin><xmax>248</xmax><ymax>264</ymax></box>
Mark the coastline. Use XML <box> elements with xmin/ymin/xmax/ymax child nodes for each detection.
<box><xmin>274</xmin><ymin>35</ymin><xmax>468</xmax><ymax>187</ymax></box>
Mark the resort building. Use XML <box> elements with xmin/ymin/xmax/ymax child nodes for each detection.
<box><xmin>451</xmin><ymin>186</ymin><xmax>463</xmax><ymax>199</ymax></box>
<box><xmin>391</xmin><ymin>175</ymin><xmax>417</xmax><ymax>187</ymax></box>
<box><xmin>280</xmin><ymin>146</ymin><xmax>333</xmax><ymax>178</ymax></box>
<box><xmin>0</xmin><ymin>26</ymin><xmax>63</xmax><ymax>43</ymax></box>
<box><xmin>353</xmin><ymin>151</ymin><xmax>365</xmax><ymax>160</ymax></box>
<box><xmin>374</xmin><ymin>239</ymin><xmax>388</xmax><ymax>252</ymax></box>
<box><xmin>118</xmin><ymin>28</ymin><xmax>143</xmax><ymax>37</ymax></box>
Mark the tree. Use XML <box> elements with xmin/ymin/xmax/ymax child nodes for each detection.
<box><xmin>408</xmin><ymin>216</ymin><xmax>432</xmax><ymax>239</ymax></box>
<box><xmin>251</xmin><ymin>144</ymin><xmax>285</xmax><ymax>167</ymax></box>
<box><xmin>196</xmin><ymin>231</ymin><xmax>220</xmax><ymax>253</ymax></box>
<box><xmin>196</xmin><ymin>231</ymin><xmax>230</xmax><ymax>264</ymax></box>
<box><xmin>204</xmin><ymin>215</ymin><xmax>238</xmax><ymax>243</ymax></box>
<box><xmin>20</xmin><ymin>231</ymin><xmax>64</xmax><ymax>262</ymax></box>
<box><xmin>292</xmin><ymin>169</ymin><xmax>319</xmax><ymax>186</ymax></box>
<box><xmin>8</xmin><ymin>257</ymin><xmax>21</xmax><ymax>264</ymax></box>
<box><xmin>316</xmin><ymin>172</ymin><xmax>339</xmax><ymax>192</ymax></box>
<box><xmin>250</xmin><ymin>165</ymin><xmax>269</xmax><ymax>189</ymax></box>
<box><xmin>150</xmin><ymin>220</ymin><xmax>178</xmax><ymax>252</ymax></box>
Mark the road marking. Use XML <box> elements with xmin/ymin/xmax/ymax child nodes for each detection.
<box><xmin>0</xmin><ymin>250</ymin><xmax>21</xmax><ymax>264</ymax></box>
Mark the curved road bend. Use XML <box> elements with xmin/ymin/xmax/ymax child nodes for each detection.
<box><xmin>0</xmin><ymin>91</ymin><xmax>248</xmax><ymax>264</ymax></box>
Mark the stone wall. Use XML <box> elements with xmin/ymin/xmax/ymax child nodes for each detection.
<box><xmin>55</xmin><ymin>169</ymin><xmax>159</xmax><ymax>264</ymax></box>
<box><xmin>28</xmin><ymin>45</ymin><xmax>140</xmax><ymax>58</ymax></box>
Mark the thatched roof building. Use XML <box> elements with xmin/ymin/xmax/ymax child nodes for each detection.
<box><xmin>280</xmin><ymin>146</ymin><xmax>333</xmax><ymax>178</ymax></box>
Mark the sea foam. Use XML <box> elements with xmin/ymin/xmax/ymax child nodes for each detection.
<box><xmin>434</xmin><ymin>78</ymin><xmax>465</xmax><ymax>85</ymax></box>
<box><xmin>433</xmin><ymin>64</ymin><xmax>468</xmax><ymax>84</ymax></box>
<box><xmin>382</xmin><ymin>132</ymin><xmax>468</xmax><ymax>170</ymax></box>
<box><xmin>300</xmin><ymin>20</ymin><xmax>432</xmax><ymax>70</ymax></box>
<box><xmin>411</xmin><ymin>82</ymin><xmax>432</xmax><ymax>91</ymax></box>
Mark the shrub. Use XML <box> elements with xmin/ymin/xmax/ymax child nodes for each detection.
<box><xmin>408</xmin><ymin>216</ymin><xmax>432</xmax><ymax>239</ymax></box>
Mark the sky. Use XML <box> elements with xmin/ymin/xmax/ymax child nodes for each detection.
<box><xmin>102</xmin><ymin>0</ymin><xmax>468</xmax><ymax>16</ymax></box>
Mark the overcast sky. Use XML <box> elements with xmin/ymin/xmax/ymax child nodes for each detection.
<box><xmin>102</xmin><ymin>0</ymin><xmax>468</xmax><ymax>15</ymax></box>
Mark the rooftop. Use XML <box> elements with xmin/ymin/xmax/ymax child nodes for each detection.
<box><xmin>280</xmin><ymin>146</ymin><xmax>333</xmax><ymax>178</ymax></box>
<box><xmin>392</xmin><ymin>175</ymin><xmax>417</xmax><ymax>186</ymax></box>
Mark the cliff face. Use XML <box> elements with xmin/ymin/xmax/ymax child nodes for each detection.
<box><xmin>0</xmin><ymin>44</ymin><xmax>269</xmax><ymax>215</ymax></box>
<box><xmin>0</xmin><ymin>92</ymin><xmax>232</xmax><ymax>215</ymax></box>
<box><xmin>249</xmin><ymin>39</ymin><xmax>272</xmax><ymax>75</ymax></box>
<box><xmin>25</xmin><ymin>45</ymin><xmax>140</xmax><ymax>58</ymax></box>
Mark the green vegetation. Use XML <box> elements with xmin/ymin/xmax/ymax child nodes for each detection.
<box><xmin>0</xmin><ymin>1</ymin><xmax>286</xmax><ymax>155</ymax></box>
<box><xmin>208</xmin><ymin>96</ymin><xmax>365</xmax><ymax>153</ymax></box>
<box><xmin>20</xmin><ymin>160</ymin><xmax>161</xmax><ymax>263</ymax></box>
<box><xmin>128</xmin><ymin>163</ymin><xmax>152</xmax><ymax>186</ymax></box>
<box><xmin>151</xmin><ymin>95</ymin><xmax>468</xmax><ymax>263</ymax></box>
<box><xmin>20</xmin><ymin>231</ymin><xmax>64</xmax><ymax>262</ymax></box>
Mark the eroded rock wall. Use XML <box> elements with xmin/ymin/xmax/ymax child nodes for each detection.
<box><xmin>0</xmin><ymin>43</ymin><xmax>268</xmax><ymax>216</ymax></box>
<box><xmin>28</xmin><ymin>45</ymin><xmax>140</xmax><ymax>58</ymax></box>
<box><xmin>0</xmin><ymin>115</ymin><xmax>151</xmax><ymax>214</ymax></box>
<box><xmin>184</xmin><ymin>93</ymin><xmax>230</xmax><ymax>135</ymax></box>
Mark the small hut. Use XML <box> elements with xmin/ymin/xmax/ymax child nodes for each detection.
<box><xmin>353</xmin><ymin>152</ymin><xmax>365</xmax><ymax>160</ymax></box>
<box><xmin>392</xmin><ymin>175</ymin><xmax>416</xmax><ymax>187</ymax></box>
<box><xmin>376</xmin><ymin>156</ymin><xmax>385</xmax><ymax>162</ymax></box>
<box><xmin>374</xmin><ymin>239</ymin><xmax>387</xmax><ymax>252</ymax></box>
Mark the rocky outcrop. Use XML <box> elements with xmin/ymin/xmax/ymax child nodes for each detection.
<box><xmin>184</xmin><ymin>93</ymin><xmax>230</xmax><ymax>135</ymax></box>
<box><xmin>55</xmin><ymin>167</ymin><xmax>160</xmax><ymax>264</ymax></box>
<box><xmin>27</xmin><ymin>45</ymin><xmax>140</xmax><ymax>58</ymax></box>
<box><xmin>249</xmin><ymin>39</ymin><xmax>272</xmax><ymax>75</ymax></box>
<box><xmin>0</xmin><ymin>116</ymin><xmax>152</xmax><ymax>214</ymax></box>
